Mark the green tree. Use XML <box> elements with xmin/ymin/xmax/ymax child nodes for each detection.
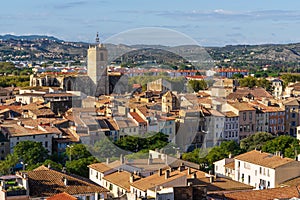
<box><xmin>0</xmin><ymin>154</ymin><xmax>18</xmax><ymax>175</ymax></box>
<box><xmin>240</xmin><ymin>132</ymin><xmax>274</xmax><ymax>152</ymax></box>
<box><xmin>262</xmin><ymin>135</ymin><xmax>300</xmax><ymax>158</ymax></box>
<box><xmin>66</xmin><ymin>156</ymin><xmax>98</xmax><ymax>177</ymax></box>
<box><xmin>206</xmin><ymin>141</ymin><xmax>242</xmax><ymax>165</ymax></box>
<box><xmin>89</xmin><ymin>137</ymin><xmax>121</xmax><ymax>160</ymax></box>
<box><xmin>188</xmin><ymin>80</ymin><xmax>208</xmax><ymax>92</ymax></box>
<box><xmin>232</xmin><ymin>73</ymin><xmax>244</xmax><ymax>79</ymax></box>
<box><xmin>66</xmin><ymin>144</ymin><xmax>92</xmax><ymax>160</ymax></box>
<box><xmin>42</xmin><ymin>159</ymin><xmax>63</xmax><ymax>171</ymax></box>
<box><xmin>14</xmin><ymin>141</ymin><xmax>48</xmax><ymax>167</ymax></box>
<box><xmin>239</xmin><ymin>76</ymin><xmax>257</xmax><ymax>88</ymax></box>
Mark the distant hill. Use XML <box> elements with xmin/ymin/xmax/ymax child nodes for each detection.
<box><xmin>0</xmin><ymin>34</ymin><xmax>63</xmax><ymax>42</ymax></box>
<box><xmin>0</xmin><ymin>34</ymin><xmax>300</xmax><ymax>71</ymax></box>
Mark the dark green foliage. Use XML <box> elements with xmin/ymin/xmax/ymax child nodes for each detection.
<box><xmin>13</xmin><ymin>141</ymin><xmax>49</xmax><ymax>166</ymax></box>
<box><xmin>261</xmin><ymin>135</ymin><xmax>300</xmax><ymax>158</ymax></box>
<box><xmin>239</xmin><ymin>77</ymin><xmax>273</xmax><ymax>91</ymax></box>
<box><xmin>89</xmin><ymin>137</ymin><xmax>121</xmax><ymax>160</ymax></box>
<box><xmin>66</xmin><ymin>156</ymin><xmax>98</xmax><ymax>177</ymax></box>
<box><xmin>115</xmin><ymin>132</ymin><xmax>169</xmax><ymax>152</ymax></box>
<box><xmin>188</xmin><ymin>80</ymin><xmax>208</xmax><ymax>92</ymax></box>
<box><xmin>232</xmin><ymin>73</ymin><xmax>244</xmax><ymax>79</ymax></box>
<box><xmin>0</xmin><ymin>154</ymin><xmax>19</xmax><ymax>175</ymax></box>
<box><xmin>65</xmin><ymin>144</ymin><xmax>92</xmax><ymax>160</ymax></box>
<box><xmin>240</xmin><ymin>132</ymin><xmax>274</xmax><ymax>151</ymax></box>
<box><xmin>182</xmin><ymin>141</ymin><xmax>243</xmax><ymax>171</ymax></box>
<box><xmin>0</xmin><ymin>76</ymin><xmax>30</xmax><ymax>87</ymax></box>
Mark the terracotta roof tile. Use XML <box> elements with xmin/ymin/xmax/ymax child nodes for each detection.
<box><xmin>221</xmin><ymin>186</ymin><xmax>300</xmax><ymax>200</ymax></box>
<box><xmin>88</xmin><ymin>163</ymin><xmax>112</xmax><ymax>173</ymax></box>
<box><xmin>129</xmin><ymin>112</ymin><xmax>147</xmax><ymax>124</ymax></box>
<box><xmin>103</xmin><ymin>171</ymin><xmax>139</xmax><ymax>192</ymax></box>
<box><xmin>28</xmin><ymin>165</ymin><xmax>108</xmax><ymax>198</ymax></box>
<box><xmin>234</xmin><ymin>150</ymin><xmax>295</xmax><ymax>169</ymax></box>
<box><xmin>46</xmin><ymin>192</ymin><xmax>77</xmax><ymax>200</ymax></box>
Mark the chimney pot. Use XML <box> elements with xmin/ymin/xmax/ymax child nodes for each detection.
<box><xmin>158</xmin><ymin>168</ymin><xmax>162</xmax><ymax>176</ymax></box>
<box><xmin>209</xmin><ymin>175</ymin><xmax>214</xmax><ymax>183</ymax></box>
<box><xmin>165</xmin><ymin>169</ymin><xmax>170</xmax><ymax>179</ymax></box>
<box><xmin>63</xmin><ymin>177</ymin><xmax>68</xmax><ymax>186</ymax></box>
<box><xmin>130</xmin><ymin>174</ymin><xmax>134</xmax><ymax>183</ymax></box>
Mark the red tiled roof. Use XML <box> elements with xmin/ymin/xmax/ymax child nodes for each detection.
<box><xmin>222</xmin><ymin>186</ymin><xmax>300</xmax><ymax>200</ymax></box>
<box><xmin>46</xmin><ymin>192</ymin><xmax>77</xmax><ymax>200</ymax></box>
<box><xmin>28</xmin><ymin>165</ymin><xmax>108</xmax><ymax>198</ymax></box>
<box><xmin>234</xmin><ymin>150</ymin><xmax>295</xmax><ymax>169</ymax></box>
<box><xmin>129</xmin><ymin>112</ymin><xmax>147</xmax><ymax>124</ymax></box>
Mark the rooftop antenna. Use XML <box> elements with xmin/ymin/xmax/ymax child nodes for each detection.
<box><xmin>96</xmin><ymin>32</ymin><xmax>100</xmax><ymax>44</ymax></box>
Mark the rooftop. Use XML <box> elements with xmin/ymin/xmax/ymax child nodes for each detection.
<box><xmin>217</xmin><ymin>185</ymin><xmax>300</xmax><ymax>200</ymax></box>
<box><xmin>28</xmin><ymin>165</ymin><xmax>108</xmax><ymax>198</ymax></box>
<box><xmin>234</xmin><ymin>150</ymin><xmax>295</xmax><ymax>169</ymax></box>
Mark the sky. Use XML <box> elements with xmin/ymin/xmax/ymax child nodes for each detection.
<box><xmin>2</xmin><ymin>0</ymin><xmax>300</xmax><ymax>46</ymax></box>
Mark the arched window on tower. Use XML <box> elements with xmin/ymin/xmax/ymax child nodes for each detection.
<box><xmin>67</xmin><ymin>80</ymin><xmax>72</xmax><ymax>91</ymax></box>
<box><xmin>100</xmin><ymin>52</ymin><xmax>104</xmax><ymax>61</ymax></box>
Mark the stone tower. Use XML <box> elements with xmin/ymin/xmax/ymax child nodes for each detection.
<box><xmin>161</xmin><ymin>91</ymin><xmax>179</xmax><ymax>113</ymax></box>
<box><xmin>87</xmin><ymin>32</ymin><xmax>108</xmax><ymax>96</ymax></box>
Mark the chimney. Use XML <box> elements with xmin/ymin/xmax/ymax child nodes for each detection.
<box><xmin>120</xmin><ymin>154</ymin><xmax>124</xmax><ymax>164</ymax></box>
<box><xmin>187</xmin><ymin>182</ymin><xmax>193</xmax><ymax>186</ymax></box>
<box><xmin>178</xmin><ymin>162</ymin><xmax>185</xmax><ymax>172</ymax></box>
<box><xmin>47</xmin><ymin>163</ymin><xmax>51</xmax><ymax>169</ymax></box>
<box><xmin>176</xmin><ymin>150</ymin><xmax>181</xmax><ymax>159</ymax></box>
<box><xmin>148</xmin><ymin>154</ymin><xmax>153</xmax><ymax>165</ymax></box>
<box><xmin>165</xmin><ymin>155</ymin><xmax>168</xmax><ymax>165</ymax></box>
<box><xmin>229</xmin><ymin>153</ymin><xmax>232</xmax><ymax>159</ymax></box>
<box><xmin>63</xmin><ymin>177</ymin><xmax>68</xmax><ymax>186</ymax></box>
<box><xmin>62</xmin><ymin>167</ymin><xmax>66</xmax><ymax>173</ymax></box>
<box><xmin>165</xmin><ymin>169</ymin><xmax>170</xmax><ymax>179</ymax></box>
<box><xmin>106</xmin><ymin>157</ymin><xmax>110</xmax><ymax>165</ymax></box>
<box><xmin>192</xmin><ymin>172</ymin><xmax>197</xmax><ymax>179</ymax></box>
<box><xmin>209</xmin><ymin>175</ymin><xmax>214</xmax><ymax>183</ymax></box>
<box><xmin>187</xmin><ymin>167</ymin><xmax>191</xmax><ymax>175</ymax></box>
<box><xmin>130</xmin><ymin>174</ymin><xmax>134</xmax><ymax>183</ymax></box>
<box><xmin>158</xmin><ymin>168</ymin><xmax>163</xmax><ymax>176</ymax></box>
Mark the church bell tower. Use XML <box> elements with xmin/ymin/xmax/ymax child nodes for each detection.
<box><xmin>87</xmin><ymin>32</ymin><xmax>108</xmax><ymax>96</ymax></box>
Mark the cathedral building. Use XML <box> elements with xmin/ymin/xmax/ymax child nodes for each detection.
<box><xmin>30</xmin><ymin>33</ymin><xmax>118</xmax><ymax>97</ymax></box>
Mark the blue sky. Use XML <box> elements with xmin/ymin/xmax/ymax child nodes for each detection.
<box><xmin>2</xmin><ymin>0</ymin><xmax>300</xmax><ymax>46</ymax></box>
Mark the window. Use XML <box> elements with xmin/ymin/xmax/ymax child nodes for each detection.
<box><xmin>45</xmin><ymin>141</ymin><xmax>48</xmax><ymax>148</ymax></box>
<box><xmin>259</xmin><ymin>167</ymin><xmax>262</xmax><ymax>174</ymax></box>
<box><xmin>248</xmin><ymin>175</ymin><xmax>251</xmax><ymax>184</ymax></box>
<box><xmin>243</xmin><ymin>112</ymin><xmax>246</xmax><ymax>121</ymax></box>
<box><xmin>267</xmin><ymin>181</ymin><xmax>270</xmax><ymax>188</ymax></box>
<box><xmin>249</xmin><ymin>112</ymin><xmax>252</xmax><ymax>120</ymax></box>
<box><xmin>238</xmin><ymin>161</ymin><xmax>240</xmax><ymax>168</ymax></box>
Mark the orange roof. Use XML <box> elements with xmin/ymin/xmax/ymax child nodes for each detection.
<box><xmin>28</xmin><ymin>165</ymin><xmax>108</xmax><ymax>197</ymax></box>
<box><xmin>88</xmin><ymin>163</ymin><xmax>112</xmax><ymax>173</ymax></box>
<box><xmin>103</xmin><ymin>171</ymin><xmax>139</xmax><ymax>192</ymax></box>
<box><xmin>131</xmin><ymin>169</ymin><xmax>186</xmax><ymax>191</ymax></box>
<box><xmin>224</xmin><ymin>161</ymin><xmax>235</xmax><ymax>170</ymax></box>
<box><xmin>234</xmin><ymin>150</ymin><xmax>295</xmax><ymax>169</ymax></box>
<box><xmin>129</xmin><ymin>112</ymin><xmax>147</xmax><ymax>124</ymax></box>
<box><xmin>47</xmin><ymin>192</ymin><xmax>77</xmax><ymax>200</ymax></box>
<box><xmin>228</xmin><ymin>102</ymin><xmax>256</xmax><ymax>111</ymax></box>
<box><xmin>221</xmin><ymin>186</ymin><xmax>300</xmax><ymax>200</ymax></box>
